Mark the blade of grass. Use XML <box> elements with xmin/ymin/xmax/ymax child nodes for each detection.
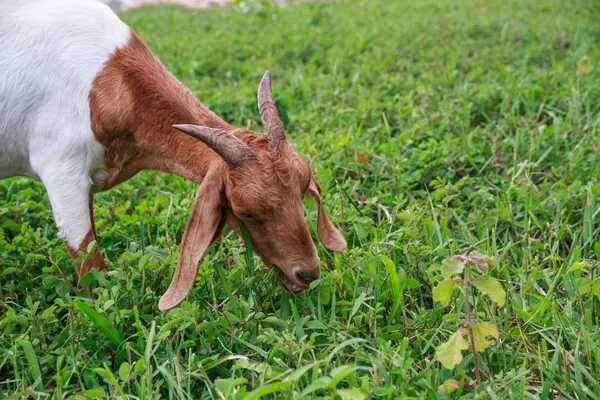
<box><xmin>238</xmin><ymin>220</ymin><xmax>255</xmax><ymax>277</ymax></box>
<box><xmin>20</xmin><ymin>341</ymin><xmax>42</xmax><ymax>391</ymax></box>
<box><xmin>289</xmin><ymin>298</ymin><xmax>305</xmax><ymax>339</ymax></box>
<box><xmin>76</xmin><ymin>302</ymin><xmax>123</xmax><ymax>347</ymax></box>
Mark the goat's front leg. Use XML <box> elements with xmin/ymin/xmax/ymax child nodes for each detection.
<box><xmin>41</xmin><ymin>170</ymin><xmax>107</xmax><ymax>282</ymax></box>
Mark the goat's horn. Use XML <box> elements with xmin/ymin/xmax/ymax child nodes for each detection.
<box><xmin>173</xmin><ymin>124</ymin><xmax>258</xmax><ymax>168</ymax></box>
<box><xmin>257</xmin><ymin>70</ymin><xmax>286</xmax><ymax>151</ymax></box>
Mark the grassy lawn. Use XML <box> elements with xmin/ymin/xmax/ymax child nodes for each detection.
<box><xmin>2</xmin><ymin>0</ymin><xmax>600</xmax><ymax>397</ymax></box>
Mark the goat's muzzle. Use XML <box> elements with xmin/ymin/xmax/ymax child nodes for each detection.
<box><xmin>279</xmin><ymin>265</ymin><xmax>320</xmax><ymax>293</ymax></box>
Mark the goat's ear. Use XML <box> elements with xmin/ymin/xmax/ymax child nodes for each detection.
<box><xmin>307</xmin><ymin>177</ymin><xmax>346</xmax><ymax>252</ymax></box>
<box><xmin>158</xmin><ymin>170</ymin><xmax>226</xmax><ymax>311</ymax></box>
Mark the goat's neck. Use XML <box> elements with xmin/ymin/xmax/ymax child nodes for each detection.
<box><xmin>130</xmin><ymin>90</ymin><xmax>231</xmax><ymax>184</ymax></box>
<box><xmin>92</xmin><ymin>30</ymin><xmax>234</xmax><ymax>188</ymax></box>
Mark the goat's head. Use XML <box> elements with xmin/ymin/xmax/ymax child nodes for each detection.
<box><xmin>158</xmin><ymin>71</ymin><xmax>346</xmax><ymax>311</ymax></box>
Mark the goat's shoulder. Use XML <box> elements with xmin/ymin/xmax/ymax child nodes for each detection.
<box><xmin>0</xmin><ymin>0</ymin><xmax>129</xmax><ymax>180</ymax></box>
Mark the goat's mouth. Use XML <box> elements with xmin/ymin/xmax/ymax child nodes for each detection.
<box><xmin>279</xmin><ymin>271</ymin><xmax>307</xmax><ymax>293</ymax></box>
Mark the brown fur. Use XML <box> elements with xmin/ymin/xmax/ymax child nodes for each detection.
<box><xmin>66</xmin><ymin>230</ymin><xmax>107</xmax><ymax>278</ymax></box>
<box><xmin>65</xmin><ymin>197</ymin><xmax>107</xmax><ymax>278</ymax></box>
<box><xmin>86</xmin><ymin>29</ymin><xmax>345</xmax><ymax>310</ymax></box>
<box><xmin>89</xmin><ymin>30</ymin><xmax>228</xmax><ymax>187</ymax></box>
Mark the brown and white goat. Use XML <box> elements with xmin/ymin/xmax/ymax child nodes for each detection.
<box><xmin>0</xmin><ymin>0</ymin><xmax>346</xmax><ymax>310</ymax></box>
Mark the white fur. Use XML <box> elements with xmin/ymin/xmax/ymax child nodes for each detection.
<box><xmin>0</xmin><ymin>0</ymin><xmax>130</xmax><ymax>248</ymax></box>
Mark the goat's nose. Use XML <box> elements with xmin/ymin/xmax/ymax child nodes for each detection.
<box><xmin>295</xmin><ymin>269</ymin><xmax>320</xmax><ymax>286</ymax></box>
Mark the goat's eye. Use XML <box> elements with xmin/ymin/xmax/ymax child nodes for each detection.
<box><xmin>237</xmin><ymin>212</ymin><xmax>255</xmax><ymax>220</ymax></box>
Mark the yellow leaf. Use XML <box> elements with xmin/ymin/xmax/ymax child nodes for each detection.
<box><xmin>436</xmin><ymin>329</ymin><xmax>469</xmax><ymax>369</ymax></box>
<box><xmin>441</xmin><ymin>258</ymin><xmax>465</xmax><ymax>279</ymax></box>
<box><xmin>569</xmin><ymin>261</ymin><xmax>588</xmax><ymax>272</ymax></box>
<box><xmin>437</xmin><ymin>379</ymin><xmax>460</xmax><ymax>393</ymax></box>
<box><xmin>472</xmin><ymin>277</ymin><xmax>506</xmax><ymax>307</ymax></box>
<box><xmin>577</xmin><ymin>56</ymin><xmax>592</xmax><ymax>75</ymax></box>
<box><xmin>470</xmin><ymin>251</ymin><xmax>497</xmax><ymax>268</ymax></box>
<box><xmin>471</xmin><ymin>322</ymin><xmax>499</xmax><ymax>352</ymax></box>
<box><xmin>433</xmin><ymin>279</ymin><xmax>455</xmax><ymax>307</ymax></box>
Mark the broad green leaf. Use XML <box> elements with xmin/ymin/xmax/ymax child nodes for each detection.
<box><xmin>301</xmin><ymin>376</ymin><xmax>333</xmax><ymax>397</ymax></box>
<box><xmin>90</xmin><ymin>268</ymin><xmax>107</xmax><ymax>286</ymax></box>
<box><xmin>86</xmin><ymin>239</ymin><xmax>97</xmax><ymax>254</ymax></box>
<box><xmin>437</xmin><ymin>379</ymin><xmax>460</xmax><ymax>393</ymax></box>
<box><xmin>234</xmin><ymin>377</ymin><xmax>249</xmax><ymax>386</ymax></box>
<box><xmin>2</xmin><ymin>267</ymin><xmax>19</xmax><ymax>276</ymax></box>
<box><xmin>472</xmin><ymin>277</ymin><xmax>506</xmax><ymax>307</ymax></box>
<box><xmin>329</xmin><ymin>364</ymin><xmax>359</xmax><ymax>388</ymax></box>
<box><xmin>84</xmin><ymin>388</ymin><xmax>106</xmax><ymax>397</ymax></box>
<box><xmin>40</xmin><ymin>305</ymin><xmax>57</xmax><ymax>320</ymax></box>
<box><xmin>2</xmin><ymin>220</ymin><xmax>20</xmax><ymax>233</ymax></box>
<box><xmin>432</xmin><ymin>279</ymin><xmax>455</xmax><ymax>306</ymax></box>
<box><xmin>350</xmin><ymin>292</ymin><xmax>367</xmax><ymax>318</ymax></box>
<box><xmin>139</xmin><ymin>253</ymin><xmax>151</xmax><ymax>269</ymax></box>
<box><xmin>514</xmin><ymin>307</ymin><xmax>532</xmax><ymax>322</ymax></box>
<box><xmin>337</xmin><ymin>388</ymin><xmax>367</xmax><ymax>400</ymax></box>
<box><xmin>436</xmin><ymin>329</ymin><xmax>469</xmax><ymax>369</ymax></box>
<box><xmin>118</xmin><ymin>362</ymin><xmax>130</xmax><ymax>382</ymax></box>
<box><xmin>569</xmin><ymin>261</ymin><xmax>588</xmax><ymax>272</ymax></box>
<box><xmin>471</xmin><ymin>322</ymin><xmax>499</xmax><ymax>352</ymax></box>
<box><xmin>576</xmin><ymin>278</ymin><xmax>592</xmax><ymax>295</ymax></box>
<box><xmin>76</xmin><ymin>302</ymin><xmax>123</xmax><ymax>346</ymax></box>
<box><xmin>306</xmin><ymin>320</ymin><xmax>327</xmax><ymax>330</ymax></box>
<box><xmin>225</xmin><ymin>312</ymin><xmax>240</xmax><ymax>324</ymax></box>
<box><xmin>402</xmin><ymin>278</ymin><xmax>421</xmax><ymax>289</ymax></box>
<box><xmin>263</xmin><ymin>316</ymin><xmax>287</xmax><ymax>326</ymax></box>
<box><xmin>244</xmin><ymin>382</ymin><xmax>288</xmax><ymax>400</ymax></box>
<box><xmin>441</xmin><ymin>258</ymin><xmax>465</xmax><ymax>279</ymax></box>
<box><xmin>133</xmin><ymin>358</ymin><xmax>145</xmax><ymax>374</ymax></box>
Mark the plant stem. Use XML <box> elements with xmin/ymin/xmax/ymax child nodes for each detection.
<box><xmin>464</xmin><ymin>261</ymin><xmax>481</xmax><ymax>385</ymax></box>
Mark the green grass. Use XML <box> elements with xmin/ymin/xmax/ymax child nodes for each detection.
<box><xmin>2</xmin><ymin>0</ymin><xmax>600</xmax><ymax>397</ymax></box>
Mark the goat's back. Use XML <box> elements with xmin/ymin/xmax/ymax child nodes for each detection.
<box><xmin>0</xmin><ymin>0</ymin><xmax>130</xmax><ymax>179</ymax></box>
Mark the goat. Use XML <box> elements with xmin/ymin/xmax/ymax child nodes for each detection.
<box><xmin>0</xmin><ymin>0</ymin><xmax>346</xmax><ymax>310</ymax></box>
